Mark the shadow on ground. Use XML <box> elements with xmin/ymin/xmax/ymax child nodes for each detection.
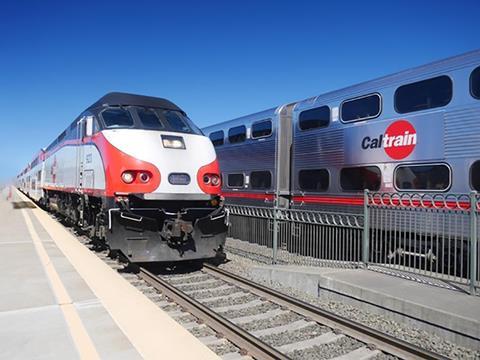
<box><xmin>11</xmin><ymin>201</ymin><xmax>36</xmax><ymax>209</ymax></box>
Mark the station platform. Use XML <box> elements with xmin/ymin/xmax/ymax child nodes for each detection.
<box><xmin>250</xmin><ymin>263</ymin><xmax>480</xmax><ymax>350</ymax></box>
<box><xmin>0</xmin><ymin>187</ymin><xmax>218</xmax><ymax>359</ymax></box>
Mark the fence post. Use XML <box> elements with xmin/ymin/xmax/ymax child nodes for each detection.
<box><xmin>272</xmin><ymin>198</ymin><xmax>278</xmax><ymax>265</ymax></box>
<box><xmin>362</xmin><ymin>189</ymin><xmax>370</xmax><ymax>267</ymax></box>
<box><xmin>470</xmin><ymin>191</ymin><xmax>477</xmax><ymax>295</ymax></box>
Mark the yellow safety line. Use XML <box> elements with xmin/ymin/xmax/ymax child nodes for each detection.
<box><xmin>21</xmin><ymin>206</ymin><xmax>100</xmax><ymax>360</ymax></box>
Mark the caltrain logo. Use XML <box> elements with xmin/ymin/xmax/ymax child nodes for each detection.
<box><xmin>361</xmin><ymin>120</ymin><xmax>417</xmax><ymax>160</ymax></box>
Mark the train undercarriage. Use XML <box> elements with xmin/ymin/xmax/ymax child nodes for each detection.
<box><xmin>42</xmin><ymin>190</ymin><xmax>228</xmax><ymax>264</ymax></box>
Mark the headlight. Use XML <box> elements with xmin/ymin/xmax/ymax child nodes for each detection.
<box><xmin>203</xmin><ymin>174</ymin><xmax>211</xmax><ymax>184</ymax></box>
<box><xmin>139</xmin><ymin>172</ymin><xmax>150</xmax><ymax>183</ymax></box>
<box><xmin>162</xmin><ymin>135</ymin><xmax>185</xmax><ymax>149</ymax></box>
<box><xmin>121</xmin><ymin>171</ymin><xmax>135</xmax><ymax>184</ymax></box>
<box><xmin>211</xmin><ymin>175</ymin><xmax>220</xmax><ymax>186</ymax></box>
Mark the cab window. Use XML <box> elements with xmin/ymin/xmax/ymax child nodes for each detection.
<box><xmin>102</xmin><ymin>108</ymin><xmax>134</xmax><ymax>128</ymax></box>
<box><xmin>137</xmin><ymin>108</ymin><xmax>164</xmax><ymax>130</ymax></box>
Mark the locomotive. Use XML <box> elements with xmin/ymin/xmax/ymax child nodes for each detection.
<box><xmin>17</xmin><ymin>92</ymin><xmax>228</xmax><ymax>263</ymax></box>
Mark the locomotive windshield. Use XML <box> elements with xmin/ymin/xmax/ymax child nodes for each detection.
<box><xmin>102</xmin><ymin>108</ymin><xmax>134</xmax><ymax>127</ymax></box>
<box><xmin>100</xmin><ymin>106</ymin><xmax>203</xmax><ymax>135</ymax></box>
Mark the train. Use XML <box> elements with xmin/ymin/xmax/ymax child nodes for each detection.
<box><xmin>17</xmin><ymin>92</ymin><xmax>228</xmax><ymax>264</ymax></box>
<box><xmin>203</xmin><ymin>50</ymin><xmax>480</xmax><ymax>211</ymax></box>
<box><xmin>202</xmin><ymin>50</ymin><xmax>480</xmax><ymax>275</ymax></box>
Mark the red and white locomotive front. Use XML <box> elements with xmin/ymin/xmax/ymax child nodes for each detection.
<box><xmin>51</xmin><ymin>93</ymin><xmax>227</xmax><ymax>263</ymax></box>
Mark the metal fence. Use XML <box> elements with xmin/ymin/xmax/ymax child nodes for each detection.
<box><xmin>227</xmin><ymin>205</ymin><xmax>364</xmax><ymax>268</ymax></box>
<box><xmin>366</xmin><ymin>191</ymin><xmax>478</xmax><ymax>295</ymax></box>
<box><xmin>226</xmin><ymin>191</ymin><xmax>479</xmax><ymax>295</ymax></box>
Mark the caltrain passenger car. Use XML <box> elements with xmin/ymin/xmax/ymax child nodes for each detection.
<box><xmin>17</xmin><ymin>92</ymin><xmax>228</xmax><ymax>263</ymax></box>
<box><xmin>203</xmin><ymin>50</ymin><xmax>480</xmax><ymax>212</ymax></box>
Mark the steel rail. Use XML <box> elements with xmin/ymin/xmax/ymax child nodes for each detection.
<box><xmin>203</xmin><ymin>263</ymin><xmax>448</xmax><ymax>360</ymax></box>
<box><xmin>139</xmin><ymin>267</ymin><xmax>290</xmax><ymax>360</ymax></box>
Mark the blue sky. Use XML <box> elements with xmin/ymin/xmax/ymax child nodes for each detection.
<box><xmin>1</xmin><ymin>0</ymin><xmax>478</xmax><ymax>183</ymax></box>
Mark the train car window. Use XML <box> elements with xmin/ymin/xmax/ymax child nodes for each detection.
<box><xmin>341</xmin><ymin>94</ymin><xmax>381</xmax><ymax>122</ymax></box>
<box><xmin>395</xmin><ymin>164</ymin><xmax>450</xmax><ymax>191</ymax></box>
<box><xmin>250</xmin><ymin>171</ymin><xmax>272</xmax><ymax>189</ymax></box>
<box><xmin>137</xmin><ymin>108</ymin><xmax>164</xmax><ymax>130</ymax></box>
<box><xmin>298</xmin><ymin>169</ymin><xmax>329</xmax><ymax>191</ymax></box>
<box><xmin>340</xmin><ymin>166</ymin><xmax>381</xmax><ymax>191</ymax></box>
<box><xmin>395</xmin><ymin>76</ymin><xmax>452</xmax><ymax>114</ymax></box>
<box><xmin>251</xmin><ymin>120</ymin><xmax>272</xmax><ymax>138</ymax></box>
<box><xmin>102</xmin><ymin>107</ymin><xmax>134</xmax><ymax>128</ymax></box>
<box><xmin>471</xmin><ymin>161</ymin><xmax>480</xmax><ymax>190</ymax></box>
<box><xmin>228</xmin><ymin>125</ymin><xmax>246</xmax><ymax>143</ymax></box>
<box><xmin>227</xmin><ymin>173</ymin><xmax>244</xmax><ymax>187</ymax></box>
<box><xmin>299</xmin><ymin>106</ymin><xmax>330</xmax><ymax>130</ymax></box>
<box><xmin>470</xmin><ymin>66</ymin><xmax>480</xmax><ymax>99</ymax></box>
<box><xmin>209</xmin><ymin>131</ymin><xmax>224</xmax><ymax>146</ymax></box>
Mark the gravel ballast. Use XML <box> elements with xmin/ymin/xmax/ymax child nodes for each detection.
<box><xmin>202</xmin><ymin>293</ymin><xmax>257</xmax><ymax>308</ymax></box>
<box><xmin>72</xmin><ymin>225</ymin><xmax>479</xmax><ymax>359</ymax></box>
<box><xmin>288</xmin><ymin>337</ymin><xmax>364</xmax><ymax>360</ymax></box>
<box><xmin>219</xmin><ymin>251</ymin><xmax>480</xmax><ymax>359</ymax></box>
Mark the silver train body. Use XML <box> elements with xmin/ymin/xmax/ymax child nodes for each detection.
<box><xmin>203</xmin><ymin>50</ymin><xmax>480</xmax><ymax>213</ymax></box>
<box><xmin>203</xmin><ymin>49</ymin><xmax>480</xmax><ymax>279</ymax></box>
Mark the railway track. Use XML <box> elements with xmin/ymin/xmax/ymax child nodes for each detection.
<box><xmin>139</xmin><ymin>263</ymin><xmax>448</xmax><ymax>360</ymax></box>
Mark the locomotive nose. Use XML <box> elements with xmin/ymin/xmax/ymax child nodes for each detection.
<box><xmin>102</xmin><ymin>129</ymin><xmax>220</xmax><ymax>196</ymax></box>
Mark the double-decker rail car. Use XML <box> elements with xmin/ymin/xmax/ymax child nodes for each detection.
<box><xmin>17</xmin><ymin>92</ymin><xmax>228</xmax><ymax>263</ymax></box>
<box><xmin>203</xmin><ymin>50</ymin><xmax>480</xmax><ymax>270</ymax></box>
<box><xmin>206</xmin><ymin>107</ymin><xmax>288</xmax><ymax>207</ymax></box>
<box><xmin>203</xmin><ymin>50</ymin><xmax>480</xmax><ymax>212</ymax></box>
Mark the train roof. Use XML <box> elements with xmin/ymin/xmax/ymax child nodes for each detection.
<box><xmin>86</xmin><ymin>92</ymin><xmax>183</xmax><ymax>112</ymax></box>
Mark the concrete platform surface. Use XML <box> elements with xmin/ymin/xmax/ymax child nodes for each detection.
<box><xmin>251</xmin><ymin>264</ymin><xmax>480</xmax><ymax>349</ymax></box>
<box><xmin>0</xmin><ymin>187</ymin><xmax>219</xmax><ymax>359</ymax></box>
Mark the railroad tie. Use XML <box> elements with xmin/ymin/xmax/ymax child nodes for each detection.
<box><xmin>212</xmin><ymin>299</ymin><xmax>264</xmax><ymax>313</ymax></box>
<box><xmin>230</xmin><ymin>308</ymin><xmax>289</xmax><ymax>324</ymax></box>
<box><xmin>199</xmin><ymin>291</ymin><xmax>246</xmax><ymax>303</ymax></box>
<box><xmin>276</xmin><ymin>332</ymin><xmax>343</xmax><ymax>353</ymax></box>
<box><xmin>330</xmin><ymin>346</ymin><xmax>381</xmax><ymax>360</ymax></box>
<box><xmin>251</xmin><ymin>319</ymin><xmax>316</xmax><ymax>337</ymax></box>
